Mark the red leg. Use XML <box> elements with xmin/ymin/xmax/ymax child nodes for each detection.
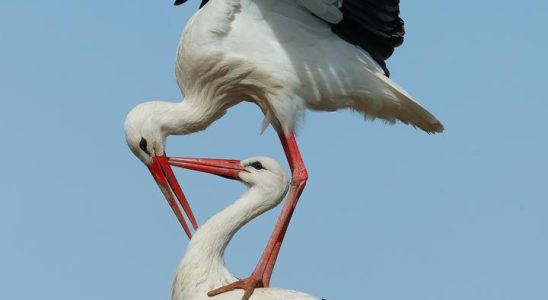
<box><xmin>207</xmin><ymin>131</ymin><xmax>308</xmax><ymax>300</ymax></box>
<box><xmin>261</xmin><ymin>130</ymin><xmax>307</xmax><ymax>285</ymax></box>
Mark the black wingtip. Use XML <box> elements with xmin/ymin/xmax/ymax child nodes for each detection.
<box><xmin>173</xmin><ymin>0</ymin><xmax>187</xmax><ymax>6</ymax></box>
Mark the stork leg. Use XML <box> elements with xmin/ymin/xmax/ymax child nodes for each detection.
<box><xmin>208</xmin><ymin>131</ymin><xmax>308</xmax><ymax>300</ymax></box>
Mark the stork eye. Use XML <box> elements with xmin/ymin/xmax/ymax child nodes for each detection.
<box><xmin>139</xmin><ymin>137</ymin><xmax>151</xmax><ymax>155</ymax></box>
<box><xmin>249</xmin><ymin>161</ymin><xmax>264</xmax><ymax>170</ymax></box>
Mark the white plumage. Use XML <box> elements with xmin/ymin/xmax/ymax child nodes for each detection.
<box><xmin>171</xmin><ymin>0</ymin><xmax>442</xmax><ymax>136</ymax></box>
<box><xmin>124</xmin><ymin>1</ymin><xmax>444</xmax><ymax>298</ymax></box>
<box><xmin>125</xmin><ymin>0</ymin><xmax>443</xmax><ymax>160</ymax></box>
<box><xmin>171</xmin><ymin>157</ymin><xmax>320</xmax><ymax>300</ymax></box>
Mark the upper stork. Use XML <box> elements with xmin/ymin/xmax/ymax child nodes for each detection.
<box><xmin>124</xmin><ymin>1</ymin><xmax>443</xmax><ymax>299</ymax></box>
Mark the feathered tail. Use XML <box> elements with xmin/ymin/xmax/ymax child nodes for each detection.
<box><xmin>357</xmin><ymin>69</ymin><xmax>444</xmax><ymax>133</ymax></box>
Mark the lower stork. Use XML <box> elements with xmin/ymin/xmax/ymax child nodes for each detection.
<box><xmin>170</xmin><ymin>156</ymin><xmax>321</xmax><ymax>300</ymax></box>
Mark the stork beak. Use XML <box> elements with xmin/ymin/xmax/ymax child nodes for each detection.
<box><xmin>147</xmin><ymin>156</ymin><xmax>245</xmax><ymax>239</ymax></box>
<box><xmin>168</xmin><ymin>157</ymin><xmax>247</xmax><ymax>181</ymax></box>
<box><xmin>148</xmin><ymin>154</ymin><xmax>198</xmax><ymax>239</ymax></box>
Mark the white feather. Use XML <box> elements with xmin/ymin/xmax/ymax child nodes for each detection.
<box><xmin>125</xmin><ymin>0</ymin><xmax>443</xmax><ymax>166</ymax></box>
<box><xmin>296</xmin><ymin>0</ymin><xmax>343</xmax><ymax>23</ymax></box>
<box><xmin>173</xmin><ymin>0</ymin><xmax>443</xmax><ymax>133</ymax></box>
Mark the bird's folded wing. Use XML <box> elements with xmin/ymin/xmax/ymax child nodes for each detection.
<box><xmin>296</xmin><ymin>0</ymin><xmax>343</xmax><ymax>23</ymax></box>
<box><xmin>185</xmin><ymin>0</ymin><xmax>405</xmax><ymax>75</ymax></box>
<box><xmin>331</xmin><ymin>0</ymin><xmax>405</xmax><ymax>64</ymax></box>
<box><xmin>276</xmin><ymin>0</ymin><xmax>406</xmax><ymax>75</ymax></box>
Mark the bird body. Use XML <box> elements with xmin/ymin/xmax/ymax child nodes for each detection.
<box><xmin>173</xmin><ymin>0</ymin><xmax>442</xmax><ymax>134</ymax></box>
<box><xmin>171</xmin><ymin>157</ymin><xmax>320</xmax><ymax>300</ymax></box>
<box><xmin>125</xmin><ymin>1</ymin><xmax>444</xmax><ymax>298</ymax></box>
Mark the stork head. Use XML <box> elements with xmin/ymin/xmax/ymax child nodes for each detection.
<box><xmin>169</xmin><ymin>156</ymin><xmax>289</xmax><ymax>207</ymax></box>
<box><xmin>124</xmin><ymin>101</ymin><xmax>167</xmax><ymax>165</ymax></box>
<box><xmin>125</xmin><ymin>101</ymin><xmax>203</xmax><ymax>239</ymax></box>
<box><xmin>125</xmin><ymin>101</ymin><xmax>268</xmax><ymax>239</ymax></box>
<box><xmin>238</xmin><ymin>157</ymin><xmax>288</xmax><ymax>195</ymax></box>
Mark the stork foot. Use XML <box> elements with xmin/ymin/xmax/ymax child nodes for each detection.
<box><xmin>207</xmin><ymin>274</ymin><xmax>264</xmax><ymax>300</ymax></box>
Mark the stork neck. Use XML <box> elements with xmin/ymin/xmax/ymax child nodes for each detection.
<box><xmin>172</xmin><ymin>186</ymin><xmax>279</xmax><ymax>298</ymax></box>
<box><xmin>159</xmin><ymin>99</ymin><xmax>224</xmax><ymax>137</ymax></box>
<box><xmin>194</xmin><ymin>187</ymin><xmax>272</xmax><ymax>261</ymax></box>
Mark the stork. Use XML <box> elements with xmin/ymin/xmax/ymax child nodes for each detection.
<box><xmin>124</xmin><ymin>0</ymin><xmax>443</xmax><ymax>298</ymax></box>
<box><xmin>170</xmin><ymin>156</ymin><xmax>322</xmax><ymax>300</ymax></box>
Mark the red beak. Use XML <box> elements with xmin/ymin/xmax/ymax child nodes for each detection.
<box><xmin>148</xmin><ymin>154</ymin><xmax>199</xmax><ymax>239</ymax></box>
<box><xmin>148</xmin><ymin>155</ymin><xmax>246</xmax><ymax>239</ymax></box>
<box><xmin>169</xmin><ymin>157</ymin><xmax>246</xmax><ymax>181</ymax></box>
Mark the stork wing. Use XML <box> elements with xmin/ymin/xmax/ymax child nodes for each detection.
<box><xmin>176</xmin><ymin>0</ymin><xmax>404</xmax><ymax>75</ymax></box>
<box><xmin>331</xmin><ymin>0</ymin><xmax>404</xmax><ymax>75</ymax></box>
<box><xmin>295</xmin><ymin>0</ymin><xmax>343</xmax><ymax>23</ymax></box>
<box><xmin>293</xmin><ymin>0</ymin><xmax>404</xmax><ymax>75</ymax></box>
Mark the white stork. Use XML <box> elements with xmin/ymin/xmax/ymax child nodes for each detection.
<box><xmin>169</xmin><ymin>156</ymin><xmax>322</xmax><ymax>300</ymax></box>
<box><xmin>124</xmin><ymin>0</ymin><xmax>443</xmax><ymax>297</ymax></box>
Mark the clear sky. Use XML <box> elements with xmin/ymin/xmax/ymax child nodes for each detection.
<box><xmin>1</xmin><ymin>1</ymin><xmax>547</xmax><ymax>299</ymax></box>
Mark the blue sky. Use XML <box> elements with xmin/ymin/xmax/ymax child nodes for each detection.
<box><xmin>1</xmin><ymin>1</ymin><xmax>547</xmax><ymax>299</ymax></box>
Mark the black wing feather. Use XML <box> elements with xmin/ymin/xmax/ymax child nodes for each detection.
<box><xmin>331</xmin><ymin>0</ymin><xmax>405</xmax><ymax>76</ymax></box>
<box><xmin>175</xmin><ymin>0</ymin><xmax>403</xmax><ymax>75</ymax></box>
<box><xmin>174</xmin><ymin>0</ymin><xmax>208</xmax><ymax>8</ymax></box>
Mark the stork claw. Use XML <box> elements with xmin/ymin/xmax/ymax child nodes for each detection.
<box><xmin>207</xmin><ymin>275</ymin><xmax>264</xmax><ymax>300</ymax></box>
